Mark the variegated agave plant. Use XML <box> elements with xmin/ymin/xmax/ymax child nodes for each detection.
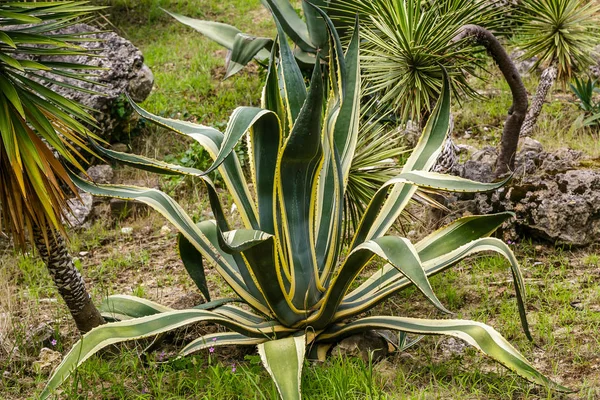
<box><xmin>42</xmin><ymin>12</ymin><xmax>565</xmax><ymax>400</ymax></box>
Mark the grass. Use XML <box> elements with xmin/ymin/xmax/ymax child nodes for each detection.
<box><xmin>2</xmin><ymin>0</ymin><xmax>600</xmax><ymax>399</ymax></box>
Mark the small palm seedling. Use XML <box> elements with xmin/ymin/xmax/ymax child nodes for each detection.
<box><xmin>42</xmin><ymin>11</ymin><xmax>566</xmax><ymax>400</ymax></box>
<box><xmin>0</xmin><ymin>1</ymin><xmax>104</xmax><ymax>332</ymax></box>
<box><xmin>515</xmin><ymin>0</ymin><xmax>600</xmax><ymax>136</ymax></box>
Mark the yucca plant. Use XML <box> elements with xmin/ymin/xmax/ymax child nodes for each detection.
<box><xmin>0</xmin><ymin>1</ymin><xmax>105</xmax><ymax>332</ymax></box>
<box><xmin>331</xmin><ymin>0</ymin><xmax>499</xmax><ymax>122</ymax></box>
<box><xmin>515</xmin><ymin>0</ymin><xmax>600</xmax><ymax>136</ymax></box>
<box><xmin>42</xmin><ymin>12</ymin><xmax>566</xmax><ymax>399</ymax></box>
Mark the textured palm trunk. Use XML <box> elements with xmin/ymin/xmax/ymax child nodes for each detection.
<box><xmin>453</xmin><ymin>25</ymin><xmax>528</xmax><ymax>177</ymax></box>
<box><xmin>520</xmin><ymin>65</ymin><xmax>558</xmax><ymax>137</ymax></box>
<box><xmin>32</xmin><ymin>226</ymin><xmax>104</xmax><ymax>333</ymax></box>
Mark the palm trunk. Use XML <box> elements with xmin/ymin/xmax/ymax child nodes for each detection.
<box><xmin>520</xmin><ymin>65</ymin><xmax>558</xmax><ymax>137</ymax></box>
<box><xmin>32</xmin><ymin>226</ymin><xmax>104</xmax><ymax>333</ymax></box>
<box><xmin>454</xmin><ymin>25</ymin><xmax>529</xmax><ymax>177</ymax></box>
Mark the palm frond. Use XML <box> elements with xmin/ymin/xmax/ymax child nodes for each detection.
<box><xmin>0</xmin><ymin>1</ymin><xmax>101</xmax><ymax>247</ymax></box>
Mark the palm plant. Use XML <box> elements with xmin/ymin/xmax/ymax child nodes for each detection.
<box><xmin>331</xmin><ymin>0</ymin><xmax>499</xmax><ymax>122</ymax></box>
<box><xmin>515</xmin><ymin>0</ymin><xmax>600</xmax><ymax>137</ymax></box>
<box><xmin>0</xmin><ymin>1</ymin><xmax>104</xmax><ymax>332</ymax></box>
<box><xmin>42</xmin><ymin>13</ymin><xmax>566</xmax><ymax>399</ymax></box>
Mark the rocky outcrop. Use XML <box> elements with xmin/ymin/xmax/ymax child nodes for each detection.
<box><xmin>27</xmin><ymin>24</ymin><xmax>154</xmax><ymax>141</ymax></box>
<box><xmin>449</xmin><ymin>139</ymin><xmax>600</xmax><ymax>246</ymax></box>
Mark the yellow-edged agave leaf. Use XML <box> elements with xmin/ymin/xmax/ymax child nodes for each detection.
<box><xmin>274</xmin><ymin>18</ymin><xmax>307</xmax><ymax>127</ymax></box>
<box><xmin>40</xmin><ymin>310</ymin><xmax>295</xmax><ymax>399</ymax></box>
<box><xmin>336</xmin><ymin>236</ymin><xmax>531</xmax><ymax>340</ymax></box>
<box><xmin>164</xmin><ymin>9</ymin><xmax>271</xmax><ymax>61</ymax></box>
<box><xmin>226</xmin><ymin>34</ymin><xmax>273</xmax><ymax>78</ymax></box>
<box><xmin>317</xmin><ymin>316</ymin><xmax>570</xmax><ymax>392</ymax></box>
<box><xmin>99</xmin><ymin>295</ymin><xmax>174</xmax><ymax>321</ymax></box>
<box><xmin>258</xmin><ymin>334</ymin><xmax>306</xmax><ymax>400</ymax></box>
<box><xmin>128</xmin><ymin>99</ymin><xmax>259</xmax><ymax>229</ymax></box>
<box><xmin>276</xmin><ymin>58</ymin><xmax>324</xmax><ymax>309</ymax></box>
<box><xmin>69</xmin><ymin>172</ymin><xmax>270</xmax><ymax>315</ymax></box>
<box><xmin>350</xmin><ymin>69</ymin><xmax>452</xmax><ymax>249</ymax></box>
<box><xmin>181</xmin><ymin>331</ymin><xmax>268</xmax><ymax>357</ymax></box>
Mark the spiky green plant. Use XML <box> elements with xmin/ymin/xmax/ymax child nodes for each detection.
<box><xmin>0</xmin><ymin>1</ymin><xmax>100</xmax><ymax>246</ymax></box>
<box><xmin>515</xmin><ymin>0</ymin><xmax>600</xmax><ymax>84</ymax></box>
<box><xmin>515</xmin><ymin>0</ymin><xmax>600</xmax><ymax>136</ymax></box>
<box><xmin>42</xmin><ymin>12</ymin><xmax>566</xmax><ymax>400</ymax></box>
<box><xmin>331</xmin><ymin>0</ymin><xmax>499</xmax><ymax>122</ymax></box>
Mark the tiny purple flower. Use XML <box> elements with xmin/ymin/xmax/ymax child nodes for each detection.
<box><xmin>212</xmin><ymin>337</ymin><xmax>217</xmax><ymax>342</ymax></box>
<box><xmin>231</xmin><ymin>363</ymin><xmax>236</xmax><ymax>373</ymax></box>
<box><xmin>209</xmin><ymin>346</ymin><xmax>215</xmax><ymax>353</ymax></box>
<box><xmin>50</xmin><ymin>339</ymin><xmax>57</xmax><ymax>346</ymax></box>
<box><xmin>157</xmin><ymin>350</ymin><xmax>166</xmax><ymax>361</ymax></box>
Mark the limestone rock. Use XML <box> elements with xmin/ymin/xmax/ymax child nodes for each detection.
<box><xmin>450</xmin><ymin>143</ymin><xmax>600</xmax><ymax>246</ymax></box>
<box><xmin>32</xmin><ymin>347</ymin><xmax>62</xmax><ymax>374</ymax></box>
<box><xmin>64</xmin><ymin>193</ymin><xmax>93</xmax><ymax>228</ymax></box>
<box><xmin>86</xmin><ymin>164</ymin><xmax>114</xmax><ymax>185</ymax></box>
<box><xmin>331</xmin><ymin>331</ymin><xmax>390</xmax><ymax>363</ymax></box>
<box><xmin>510</xmin><ymin>49</ymin><xmax>539</xmax><ymax>77</ymax></box>
<box><xmin>25</xmin><ymin>23</ymin><xmax>154</xmax><ymax>141</ymax></box>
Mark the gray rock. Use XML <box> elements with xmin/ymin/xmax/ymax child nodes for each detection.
<box><xmin>590</xmin><ymin>45</ymin><xmax>600</xmax><ymax>79</ymax></box>
<box><xmin>64</xmin><ymin>193</ymin><xmax>93</xmax><ymax>228</ymax></box>
<box><xmin>110</xmin><ymin>142</ymin><xmax>130</xmax><ymax>153</ymax></box>
<box><xmin>32</xmin><ymin>347</ymin><xmax>62</xmax><ymax>374</ymax></box>
<box><xmin>23</xmin><ymin>323</ymin><xmax>55</xmax><ymax>356</ymax></box>
<box><xmin>520</xmin><ymin>137</ymin><xmax>543</xmax><ymax>154</ymax></box>
<box><xmin>25</xmin><ymin>24</ymin><xmax>154</xmax><ymax>141</ymax></box>
<box><xmin>331</xmin><ymin>331</ymin><xmax>390</xmax><ymax>363</ymax></box>
<box><xmin>510</xmin><ymin>49</ymin><xmax>539</xmax><ymax>77</ymax></box>
<box><xmin>86</xmin><ymin>164</ymin><xmax>114</xmax><ymax>184</ymax></box>
<box><xmin>450</xmin><ymin>147</ymin><xmax>600</xmax><ymax>246</ymax></box>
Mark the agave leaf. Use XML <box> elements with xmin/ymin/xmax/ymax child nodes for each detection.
<box><xmin>41</xmin><ymin>310</ymin><xmax>295</xmax><ymax>399</ymax></box>
<box><xmin>99</xmin><ymin>294</ymin><xmax>237</xmax><ymax>321</ymax></box>
<box><xmin>262</xmin><ymin>0</ymin><xmax>313</xmax><ymax>52</ymax></box>
<box><xmin>317</xmin><ymin>316</ymin><xmax>570</xmax><ymax>392</ymax></box>
<box><xmin>312</xmin><ymin>235</ymin><xmax>449</xmax><ymax>329</ymax></box>
<box><xmin>273</xmin><ymin>16</ymin><xmax>307</xmax><ymax>127</ymax></box>
<box><xmin>179</xmin><ymin>228</ymin><xmax>212</xmax><ymax>302</ymax></box>
<box><xmin>99</xmin><ymin>295</ymin><xmax>175</xmax><ymax>320</ymax></box>
<box><xmin>302</xmin><ymin>0</ymin><xmax>328</xmax><ymax>49</ymax></box>
<box><xmin>163</xmin><ymin>9</ymin><xmax>271</xmax><ymax>61</ymax></box>
<box><xmin>226</xmin><ymin>34</ymin><xmax>273</xmax><ymax>78</ymax></box>
<box><xmin>350</xmin><ymin>69</ymin><xmax>451</xmax><ymax>248</ymax></box>
<box><xmin>203</xmin><ymin>107</ymin><xmax>279</xmax><ymax>176</ymax></box>
<box><xmin>181</xmin><ymin>331</ymin><xmax>267</xmax><ymax>357</ymax></box>
<box><xmin>219</xmin><ymin>229</ymin><xmax>303</xmax><ymax>326</ymax></box>
<box><xmin>258</xmin><ymin>334</ymin><xmax>306</xmax><ymax>400</ymax></box>
<box><xmin>276</xmin><ymin>59</ymin><xmax>323</xmax><ymax>309</ymax></box>
<box><xmin>68</xmin><ymin>172</ymin><xmax>270</xmax><ymax>313</ymax></box>
<box><xmin>338</xmin><ymin>237</ymin><xmax>531</xmax><ymax>341</ymax></box>
<box><xmin>391</xmin><ymin>171</ymin><xmax>511</xmax><ymax>193</ymax></box>
<box><xmin>128</xmin><ymin>99</ymin><xmax>259</xmax><ymax>229</ymax></box>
